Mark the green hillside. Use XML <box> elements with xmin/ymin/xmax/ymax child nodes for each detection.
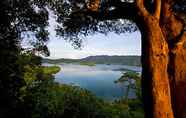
<box><xmin>43</xmin><ymin>55</ymin><xmax>141</xmax><ymax>66</ymax></box>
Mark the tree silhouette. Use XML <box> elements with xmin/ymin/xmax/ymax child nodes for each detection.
<box><xmin>0</xmin><ymin>0</ymin><xmax>50</xmax><ymax>117</ymax></box>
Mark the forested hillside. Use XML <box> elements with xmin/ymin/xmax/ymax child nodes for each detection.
<box><xmin>43</xmin><ymin>55</ymin><xmax>141</xmax><ymax>66</ymax></box>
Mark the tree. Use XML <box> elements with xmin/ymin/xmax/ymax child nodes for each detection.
<box><xmin>0</xmin><ymin>0</ymin><xmax>50</xmax><ymax>117</ymax></box>
<box><xmin>1</xmin><ymin>0</ymin><xmax>185</xmax><ymax>117</ymax></box>
<box><xmin>51</xmin><ymin>0</ymin><xmax>186</xmax><ymax>117</ymax></box>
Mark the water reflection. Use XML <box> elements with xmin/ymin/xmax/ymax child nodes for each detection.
<box><xmin>51</xmin><ymin>63</ymin><xmax>141</xmax><ymax>101</ymax></box>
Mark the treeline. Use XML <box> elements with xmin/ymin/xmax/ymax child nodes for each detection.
<box><xmin>43</xmin><ymin>55</ymin><xmax>141</xmax><ymax>66</ymax></box>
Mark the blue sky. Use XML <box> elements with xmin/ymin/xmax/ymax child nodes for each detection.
<box><xmin>44</xmin><ymin>9</ymin><xmax>142</xmax><ymax>59</ymax></box>
<box><xmin>47</xmin><ymin>31</ymin><xmax>141</xmax><ymax>59</ymax></box>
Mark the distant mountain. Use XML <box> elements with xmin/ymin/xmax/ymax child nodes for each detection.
<box><xmin>42</xmin><ymin>58</ymin><xmax>80</xmax><ymax>64</ymax></box>
<box><xmin>42</xmin><ymin>55</ymin><xmax>141</xmax><ymax>66</ymax></box>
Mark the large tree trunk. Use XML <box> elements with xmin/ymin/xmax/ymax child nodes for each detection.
<box><xmin>135</xmin><ymin>0</ymin><xmax>174</xmax><ymax>117</ymax></box>
<box><xmin>161</xmin><ymin>1</ymin><xmax>186</xmax><ymax>117</ymax></box>
<box><xmin>139</xmin><ymin>15</ymin><xmax>174</xmax><ymax>118</ymax></box>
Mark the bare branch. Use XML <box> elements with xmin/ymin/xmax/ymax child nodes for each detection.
<box><xmin>154</xmin><ymin>0</ymin><xmax>161</xmax><ymax>20</ymax></box>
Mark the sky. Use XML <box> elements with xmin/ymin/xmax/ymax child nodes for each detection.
<box><xmin>43</xmin><ymin>9</ymin><xmax>141</xmax><ymax>59</ymax></box>
<box><xmin>47</xmin><ymin>31</ymin><xmax>141</xmax><ymax>59</ymax></box>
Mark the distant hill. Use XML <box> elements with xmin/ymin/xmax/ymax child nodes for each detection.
<box><xmin>42</xmin><ymin>55</ymin><xmax>141</xmax><ymax>66</ymax></box>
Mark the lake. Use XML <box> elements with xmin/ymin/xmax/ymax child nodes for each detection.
<box><xmin>44</xmin><ymin>63</ymin><xmax>141</xmax><ymax>101</ymax></box>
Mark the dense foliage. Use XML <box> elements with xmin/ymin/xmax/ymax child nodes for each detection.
<box><xmin>0</xmin><ymin>0</ymin><xmax>50</xmax><ymax>116</ymax></box>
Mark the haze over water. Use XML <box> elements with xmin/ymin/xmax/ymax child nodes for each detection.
<box><xmin>53</xmin><ymin>63</ymin><xmax>141</xmax><ymax>101</ymax></box>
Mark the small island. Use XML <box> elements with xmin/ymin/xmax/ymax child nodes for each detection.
<box><xmin>79</xmin><ymin>61</ymin><xmax>96</xmax><ymax>66</ymax></box>
<box><xmin>42</xmin><ymin>66</ymin><xmax>61</xmax><ymax>74</ymax></box>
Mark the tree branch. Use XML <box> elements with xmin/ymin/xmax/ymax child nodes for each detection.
<box><xmin>70</xmin><ymin>2</ymin><xmax>136</xmax><ymax>22</ymax></box>
<box><xmin>135</xmin><ymin>0</ymin><xmax>149</xmax><ymax>17</ymax></box>
<box><xmin>62</xmin><ymin>1</ymin><xmax>137</xmax><ymax>35</ymax></box>
<box><xmin>98</xmin><ymin>2</ymin><xmax>136</xmax><ymax>21</ymax></box>
<box><xmin>86</xmin><ymin>0</ymin><xmax>101</xmax><ymax>12</ymax></box>
<box><xmin>154</xmin><ymin>0</ymin><xmax>161</xmax><ymax>20</ymax></box>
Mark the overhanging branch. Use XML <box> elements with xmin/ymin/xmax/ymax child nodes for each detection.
<box><xmin>70</xmin><ymin>2</ymin><xmax>136</xmax><ymax>22</ymax></box>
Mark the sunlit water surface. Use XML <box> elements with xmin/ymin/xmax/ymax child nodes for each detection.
<box><xmin>44</xmin><ymin>63</ymin><xmax>141</xmax><ymax>101</ymax></box>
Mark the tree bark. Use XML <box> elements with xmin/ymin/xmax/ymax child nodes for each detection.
<box><xmin>170</xmin><ymin>33</ymin><xmax>186</xmax><ymax>118</ymax></box>
<box><xmin>135</xmin><ymin>0</ymin><xmax>174</xmax><ymax>117</ymax></box>
<box><xmin>139</xmin><ymin>15</ymin><xmax>174</xmax><ymax>118</ymax></box>
<box><xmin>161</xmin><ymin>1</ymin><xmax>186</xmax><ymax>117</ymax></box>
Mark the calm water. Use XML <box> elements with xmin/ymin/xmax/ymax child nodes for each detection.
<box><xmin>48</xmin><ymin>63</ymin><xmax>141</xmax><ymax>101</ymax></box>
